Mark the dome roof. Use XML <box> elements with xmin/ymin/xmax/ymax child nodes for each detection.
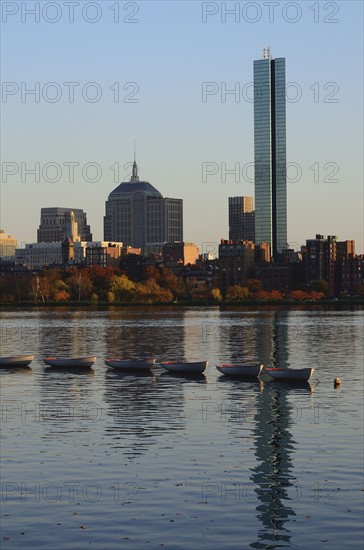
<box><xmin>109</xmin><ymin>180</ymin><xmax>163</xmax><ymax>198</ymax></box>
<box><xmin>108</xmin><ymin>160</ymin><xmax>163</xmax><ymax>199</ymax></box>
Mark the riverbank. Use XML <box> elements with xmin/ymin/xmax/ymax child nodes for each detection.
<box><xmin>1</xmin><ymin>298</ymin><xmax>363</xmax><ymax>308</ymax></box>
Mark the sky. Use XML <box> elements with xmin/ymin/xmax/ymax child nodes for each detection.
<box><xmin>1</xmin><ymin>0</ymin><xmax>363</xmax><ymax>254</ymax></box>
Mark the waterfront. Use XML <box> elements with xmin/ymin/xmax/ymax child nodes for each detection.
<box><xmin>1</xmin><ymin>307</ymin><xmax>363</xmax><ymax>549</ymax></box>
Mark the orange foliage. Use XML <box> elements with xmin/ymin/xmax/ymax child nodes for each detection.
<box><xmin>289</xmin><ymin>290</ymin><xmax>307</xmax><ymax>300</ymax></box>
<box><xmin>308</xmin><ymin>291</ymin><xmax>324</xmax><ymax>300</ymax></box>
<box><xmin>268</xmin><ymin>290</ymin><xmax>283</xmax><ymax>300</ymax></box>
<box><xmin>54</xmin><ymin>290</ymin><xmax>70</xmax><ymax>302</ymax></box>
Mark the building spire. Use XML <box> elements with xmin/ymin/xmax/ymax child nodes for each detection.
<box><xmin>263</xmin><ymin>46</ymin><xmax>271</xmax><ymax>59</ymax></box>
<box><xmin>131</xmin><ymin>139</ymin><xmax>139</xmax><ymax>182</ymax></box>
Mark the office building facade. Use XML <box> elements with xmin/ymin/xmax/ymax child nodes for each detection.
<box><xmin>305</xmin><ymin>234</ymin><xmax>355</xmax><ymax>296</ymax></box>
<box><xmin>37</xmin><ymin>207</ymin><xmax>92</xmax><ymax>242</ymax></box>
<box><xmin>0</xmin><ymin>230</ymin><xmax>18</xmax><ymax>258</ymax></box>
<box><xmin>254</xmin><ymin>52</ymin><xmax>287</xmax><ymax>258</ymax></box>
<box><xmin>104</xmin><ymin>160</ymin><xmax>183</xmax><ymax>251</ymax></box>
<box><xmin>16</xmin><ymin>241</ymin><xmax>123</xmax><ymax>268</ymax></box>
<box><xmin>228</xmin><ymin>196</ymin><xmax>255</xmax><ymax>242</ymax></box>
<box><xmin>218</xmin><ymin>239</ymin><xmax>255</xmax><ymax>296</ymax></box>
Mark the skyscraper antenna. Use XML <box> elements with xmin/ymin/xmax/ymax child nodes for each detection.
<box><xmin>131</xmin><ymin>139</ymin><xmax>139</xmax><ymax>182</ymax></box>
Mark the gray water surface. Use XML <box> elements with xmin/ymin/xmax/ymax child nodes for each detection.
<box><xmin>1</xmin><ymin>307</ymin><xmax>363</xmax><ymax>549</ymax></box>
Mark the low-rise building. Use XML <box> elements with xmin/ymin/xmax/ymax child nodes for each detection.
<box><xmin>339</xmin><ymin>255</ymin><xmax>364</xmax><ymax>295</ymax></box>
<box><xmin>16</xmin><ymin>241</ymin><xmax>123</xmax><ymax>268</ymax></box>
<box><xmin>37</xmin><ymin>207</ymin><xmax>92</xmax><ymax>242</ymax></box>
<box><xmin>0</xmin><ymin>230</ymin><xmax>18</xmax><ymax>259</ymax></box>
<box><xmin>255</xmin><ymin>241</ymin><xmax>271</xmax><ymax>264</ymax></box>
<box><xmin>306</xmin><ymin>234</ymin><xmax>356</xmax><ymax>296</ymax></box>
<box><xmin>218</xmin><ymin>239</ymin><xmax>255</xmax><ymax>296</ymax></box>
<box><xmin>163</xmin><ymin>242</ymin><xmax>199</xmax><ymax>266</ymax></box>
<box><xmin>85</xmin><ymin>242</ymin><xmax>123</xmax><ymax>268</ymax></box>
<box><xmin>256</xmin><ymin>263</ymin><xmax>305</xmax><ymax>292</ymax></box>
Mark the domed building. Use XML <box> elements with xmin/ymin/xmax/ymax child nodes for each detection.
<box><xmin>104</xmin><ymin>159</ymin><xmax>183</xmax><ymax>251</ymax></box>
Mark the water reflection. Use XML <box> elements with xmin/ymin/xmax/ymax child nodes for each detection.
<box><xmin>103</xmin><ymin>308</ymin><xmax>188</xmax><ymax>362</ymax></box>
<box><xmin>250</xmin><ymin>312</ymin><xmax>312</xmax><ymax>549</ymax></box>
<box><xmin>216</xmin><ymin>311</ymin><xmax>314</xmax><ymax>548</ymax></box>
<box><xmin>103</xmin><ymin>369</ymin><xmax>186</xmax><ymax>459</ymax></box>
<box><xmin>0</xmin><ymin>366</ymin><xmax>33</xmax><ymax>375</ymax></box>
<box><xmin>43</xmin><ymin>367</ymin><xmax>96</xmax><ymax>376</ymax></box>
<box><xmin>158</xmin><ymin>372</ymin><xmax>207</xmax><ymax>382</ymax></box>
<box><xmin>37</xmin><ymin>364</ymin><xmax>98</xmax><ymax>441</ymax></box>
<box><xmin>214</xmin><ymin>309</ymin><xmax>291</xmax><ymax>367</ymax></box>
<box><xmin>250</xmin><ymin>386</ymin><xmax>298</xmax><ymax>548</ymax></box>
<box><xmin>37</xmin><ymin>310</ymin><xmax>98</xmax><ymax>357</ymax></box>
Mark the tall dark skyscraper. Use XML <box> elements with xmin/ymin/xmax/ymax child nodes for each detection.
<box><xmin>254</xmin><ymin>50</ymin><xmax>287</xmax><ymax>259</ymax></box>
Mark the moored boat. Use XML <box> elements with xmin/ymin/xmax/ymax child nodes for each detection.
<box><xmin>216</xmin><ymin>364</ymin><xmax>264</xmax><ymax>377</ymax></box>
<box><xmin>0</xmin><ymin>355</ymin><xmax>35</xmax><ymax>367</ymax></box>
<box><xmin>263</xmin><ymin>367</ymin><xmax>314</xmax><ymax>382</ymax></box>
<box><xmin>43</xmin><ymin>356</ymin><xmax>96</xmax><ymax>368</ymax></box>
<box><xmin>105</xmin><ymin>358</ymin><xmax>156</xmax><ymax>370</ymax></box>
<box><xmin>160</xmin><ymin>361</ymin><xmax>208</xmax><ymax>374</ymax></box>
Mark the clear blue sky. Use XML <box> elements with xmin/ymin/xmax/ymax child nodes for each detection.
<box><xmin>1</xmin><ymin>0</ymin><xmax>363</xmax><ymax>253</ymax></box>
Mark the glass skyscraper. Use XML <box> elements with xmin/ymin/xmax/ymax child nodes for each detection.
<box><xmin>254</xmin><ymin>54</ymin><xmax>287</xmax><ymax>258</ymax></box>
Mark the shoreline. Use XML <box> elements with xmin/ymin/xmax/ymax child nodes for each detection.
<box><xmin>0</xmin><ymin>299</ymin><xmax>363</xmax><ymax>309</ymax></box>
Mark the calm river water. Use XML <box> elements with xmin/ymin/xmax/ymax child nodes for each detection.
<box><xmin>1</xmin><ymin>306</ymin><xmax>363</xmax><ymax>549</ymax></box>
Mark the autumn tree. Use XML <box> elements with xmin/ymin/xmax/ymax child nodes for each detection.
<box><xmin>31</xmin><ymin>274</ymin><xmax>52</xmax><ymax>302</ymax></box>
<box><xmin>310</xmin><ymin>279</ymin><xmax>329</xmax><ymax>296</ymax></box>
<box><xmin>226</xmin><ymin>285</ymin><xmax>250</xmax><ymax>301</ymax></box>
<box><xmin>54</xmin><ymin>290</ymin><xmax>70</xmax><ymax>302</ymax></box>
<box><xmin>267</xmin><ymin>290</ymin><xmax>283</xmax><ymax>300</ymax></box>
<box><xmin>89</xmin><ymin>266</ymin><xmax>117</xmax><ymax>300</ymax></box>
<box><xmin>255</xmin><ymin>290</ymin><xmax>270</xmax><ymax>301</ymax></box>
<box><xmin>308</xmin><ymin>291</ymin><xmax>324</xmax><ymax>300</ymax></box>
<box><xmin>247</xmin><ymin>279</ymin><xmax>261</xmax><ymax>294</ymax></box>
<box><xmin>66</xmin><ymin>268</ymin><xmax>93</xmax><ymax>301</ymax></box>
<box><xmin>110</xmin><ymin>274</ymin><xmax>136</xmax><ymax>302</ymax></box>
<box><xmin>289</xmin><ymin>290</ymin><xmax>307</xmax><ymax>300</ymax></box>
<box><xmin>211</xmin><ymin>288</ymin><xmax>222</xmax><ymax>301</ymax></box>
<box><xmin>158</xmin><ymin>267</ymin><xmax>185</xmax><ymax>299</ymax></box>
<box><xmin>136</xmin><ymin>278</ymin><xmax>173</xmax><ymax>303</ymax></box>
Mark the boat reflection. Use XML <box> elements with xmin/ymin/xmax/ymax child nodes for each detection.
<box><xmin>268</xmin><ymin>380</ymin><xmax>314</xmax><ymax>392</ymax></box>
<box><xmin>0</xmin><ymin>366</ymin><xmax>33</xmax><ymax>375</ymax></box>
<box><xmin>216</xmin><ymin>375</ymin><xmax>263</xmax><ymax>387</ymax></box>
<box><xmin>105</xmin><ymin>368</ymin><xmax>155</xmax><ymax>378</ymax></box>
<box><xmin>103</xmin><ymin>368</ymin><xmax>186</xmax><ymax>460</ymax></box>
<box><xmin>158</xmin><ymin>371</ymin><xmax>207</xmax><ymax>382</ymax></box>
<box><xmin>43</xmin><ymin>366</ymin><xmax>96</xmax><ymax>375</ymax></box>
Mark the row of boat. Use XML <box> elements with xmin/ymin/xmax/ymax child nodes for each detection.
<box><xmin>0</xmin><ymin>355</ymin><xmax>314</xmax><ymax>381</ymax></box>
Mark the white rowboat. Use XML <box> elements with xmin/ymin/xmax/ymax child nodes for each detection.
<box><xmin>216</xmin><ymin>364</ymin><xmax>264</xmax><ymax>377</ymax></box>
<box><xmin>105</xmin><ymin>358</ymin><xmax>156</xmax><ymax>370</ymax></box>
<box><xmin>0</xmin><ymin>355</ymin><xmax>34</xmax><ymax>367</ymax></box>
<box><xmin>160</xmin><ymin>361</ymin><xmax>207</xmax><ymax>374</ymax></box>
<box><xmin>263</xmin><ymin>367</ymin><xmax>314</xmax><ymax>382</ymax></box>
<box><xmin>43</xmin><ymin>356</ymin><xmax>96</xmax><ymax>368</ymax></box>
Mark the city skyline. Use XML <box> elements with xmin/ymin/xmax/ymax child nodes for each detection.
<box><xmin>1</xmin><ymin>1</ymin><xmax>363</xmax><ymax>253</ymax></box>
